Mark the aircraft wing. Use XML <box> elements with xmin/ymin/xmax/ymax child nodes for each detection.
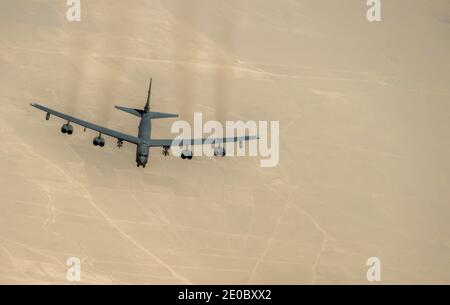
<box><xmin>146</xmin><ymin>135</ymin><xmax>258</xmax><ymax>147</ymax></box>
<box><xmin>31</xmin><ymin>103</ymin><xmax>141</xmax><ymax>145</ymax></box>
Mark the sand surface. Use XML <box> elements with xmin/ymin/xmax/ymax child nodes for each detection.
<box><xmin>0</xmin><ymin>0</ymin><xmax>449</xmax><ymax>284</ymax></box>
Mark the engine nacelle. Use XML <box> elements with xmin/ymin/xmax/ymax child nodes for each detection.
<box><xmin>93</xmin><ymin>136</ymin><xmax>105</xmax><ymax>147</ymax></box>
<box><xmin>61</xmin><ymin>124</ymin><xmax>73</xmax><ymax>135</ymax></box>
<box><xmin>214</xmin><ymin>146</ymin><xmax>226</xmax><ymax>157</ymax></box>
<box><xmin>181</xmin><ymin>150</ymin><xmax>193</xmax><ymax>160</ymax></box>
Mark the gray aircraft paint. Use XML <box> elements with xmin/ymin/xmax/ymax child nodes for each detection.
<box><xmin>31</xmin><ymin>79</ymin><xmax>257</xmax><ymax>168</ymax></box>
<box><xmin>135</xmin><ymin>79</ymin><xmax>153</xmax><ymax>167</ymax></box>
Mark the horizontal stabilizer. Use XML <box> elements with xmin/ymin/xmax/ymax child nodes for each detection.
<box><xmin>149</xmin><ymin>111</ymin><xmax>179</xmax><ymax>119</ymax></box>
<box><xmin>115</xmin><ymin>106</ymin><xmax>144</xmax><ymax>117</ymax></box>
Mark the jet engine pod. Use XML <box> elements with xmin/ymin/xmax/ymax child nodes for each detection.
<box><xmin>93</xmin><ymin>136</ymin><xmax>105</xmax><ymax>147</ymax></box>
<box><xmin>214</xmin><ymin>146</ymin><xmax>226</xmax><ymax>157</ymax></box>
<box><xmin>66</xmin><ymin>125</ymin><xmax>73</xmax><ymax>135</ymax></box>
<box><xmin>61</xmin><ymin>124</ymin><xmax>73</xmax><ymax>135</ymax></box>
<box><xmin>181</xmin><ymin>150</ymin><xmax>193</xmax><ymax>160</ymax></box>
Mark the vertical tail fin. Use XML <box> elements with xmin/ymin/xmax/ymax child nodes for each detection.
<box><xmin>144</xmin><ymin>78</ymin><xmax>152</xmax><ymax>112</ymax></box>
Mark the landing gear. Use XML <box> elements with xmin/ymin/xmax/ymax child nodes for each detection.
<box><xmin>162</xmin><ymin>146</ymin><xmax>170</xmax><ymax>157</ymax></box>
<box><xmin>117</xmin><ymin>139</ymin><xmax>124</xmax><ymax>148</ymax></box>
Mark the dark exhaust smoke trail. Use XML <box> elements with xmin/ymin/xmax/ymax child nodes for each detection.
<box><xmin>63</xmin><ymin>30</ymin><xmax>90</xmax><ymax>115</ymax></box>
<box><xmin>95</xmin><ymin>39</ymin><xmax>127</xmax><ymax>125</ymax></box>
<box><xmin>172</xmin><ymin>0</ymin><xmax>199</xmax><ymax>118</ymax></box>
<box><xmin>213</xmin><ymin>1</ymin><xmax>238</xmax><ymax>124</ymax></box>
<box><xmin>169</xmin><ymin>0</ymin><xmax>237</xmax><ymax>122</ymax></box>
<box><xmin>95</xmin><ymin>1</ymin><xmax>137</xmax><ymax>125</ymax></box>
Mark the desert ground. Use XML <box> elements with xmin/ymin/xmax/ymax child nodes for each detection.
<box><xmin>0</xmin><ymin>0</ymin><xmax>449</xmax><ymax>284</ymax></box>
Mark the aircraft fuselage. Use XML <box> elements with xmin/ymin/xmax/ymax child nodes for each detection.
<box><xmin>136</xmin><ymin>112</ymin><xmax>151</xmax><ymax>167</ymax></box>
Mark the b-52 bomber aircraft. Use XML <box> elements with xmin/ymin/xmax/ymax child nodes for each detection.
<box><xmin>31</xmin><ymin>79</ymin><xmax>257</xmax><ymax>168</ymax></box>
